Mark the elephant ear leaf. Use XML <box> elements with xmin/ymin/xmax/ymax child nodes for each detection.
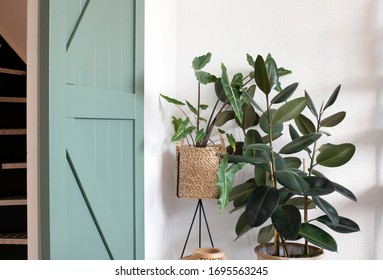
<box><xmin>192</xmin><ymin>52</ymin><xmax>216</xmax><ymax>84</ymax></box>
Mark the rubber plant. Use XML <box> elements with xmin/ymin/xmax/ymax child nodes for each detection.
<box><xmin>217</xmin><ymin>54</ymin><xmax>360</xmax><ymax>257</ymax></box>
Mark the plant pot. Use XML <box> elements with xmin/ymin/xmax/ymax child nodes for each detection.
<box><xmin>254</xmin><ymin>242</ymin><xmax>324</xmax><ymax>260</ymax></box>
<box><xmin>176</xmin><ymin>143</ymin><xmax>224</xmax><ymax>199</ymax></box>
<box><xmin>192</xmin><ymin>247</ymin><xmax>227</xmax><ymax>260</ymax></box>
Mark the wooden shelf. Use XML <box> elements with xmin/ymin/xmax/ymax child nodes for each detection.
<box><xmin>0</xmin><ymin>68</ymin><xmax>26</xmax><ymax>76</ymax></box>
<box><xmin>0</xmin><ymin>129</ymin><xmax>26</xmax><ymax>135</ymax></box>
<box><xmin>0</xmin><ymin>197</ymin><xmax>27</xmax><ymax>206</ymax></box>
<box><xmin>0</xmin><ymin>233</ymin><xmax>27</xmax><ymax>245</ymax></box>
<box><xmin>0</xmin><ymin>97</ymin><xmax>26</xmax><ymax>103</ymax></box>
<box><xmin>2</xmin><ymin>163</ymin><xmax>27</xmax><ymax>170</ymax></box>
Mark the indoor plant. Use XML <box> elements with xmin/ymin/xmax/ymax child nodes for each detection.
<box><xmin>160</xmin><ymin>52</ymin><xmax>245</xmax><ymax>199</ymax></box>
<box><xmin>217</xmin><ymin>54</ymin><xmax>360</xmax><ymax>259</ymax></box>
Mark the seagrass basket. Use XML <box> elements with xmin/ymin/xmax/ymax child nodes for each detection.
<box><xmin>176</xmin><ymin>140</ymin><xmax>225</xmax><ymax>199</ymax></box>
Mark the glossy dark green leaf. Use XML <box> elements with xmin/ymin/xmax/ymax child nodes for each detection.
<box><xmin>271</xmin><ymin>82</ymin><xmax>299</xmax><ymax>104</ymax></box>
<box><xmin>215</xmin><ymin>78</ymin><xmax>227</xmax><ymax>102</ymax></box>
<box><xmin>257</xmin><ymin>224</ymin><xmax>275</xmax><ymax>244</ymax></box>
<box><xmin>333</xmin><ymin>182</ymin><xmax>357</xmax><ymax>201</ymax></box>
<box><xmin>226</xmin><ymin>141</ymin><xmax>243</xmax><ymax>155</ymax></box>
<box><xmin>271</xmin><ymin>205</ymin><xmax>301</xmax><ymax>240</ymax></box>
<box><xmin>284</xmin><ymin>197</ymin><xmax>316</xmax><ymax>209</ymax></box>
<box><xmin>217</xmin><ymin>154</ymin><xmax>246</xmax><ymax>213</ymax></box>
<box><xmin>160</xmin><ymin>93</ymin><xmax>185</xmax><ymax>106</ymax></box>
<box><xmin>244</xmin><ymin>129</ymin><xmax>263</xmax><ymax>157</ymax></box>
<box><xmin>221</xmin><ymin>63</ymin><xmax>243</xmax><ymax>122</ymax></box>
<box><xmin>260</xmin><ymin>109</ymin><xmax>283</xmax><ymax>135</ymax></box>
<box><xmin>316</xmin><ymin>215</ymin><xmax>360</xmax><ymax>233</ymax></box>
<box><xmin>284</xmin><ymin>157</ymin><xmax>302</xmax><ymax>169</ymax></box>
<box><xmin>247</xmin><ymin>84</ymin><xmax>256</xmax><ymax>98</ymax></box>
<box><xmin>229</xmin><ymin>182</ymin><xmax>256</xmax><ymax>202</ymax></box>
<box><xmin>294</xmin><ymin>114</ymin><xmax>316</xmax><ymax>135</ymax></box>
<box><xmin>255</xmin><ymin>55</ymin><xmax>271</xmax><ymax>94</ymax></box>
<box><xmin>289</xmin><ymin>124</ymin><xmax>300</xmax><ymax>140</ymax></box>
<box><xmin>262</xmin><ymin>133</ymin><xmax>283</xmax><ymax>144</ymax></box>
<box><xmin>305</xmin><ymin>91</ymin><xmax>318</xmax><ymax>118</ymax></box>
<box><xmin>235</xmin><ymin>103</ymin><xmax>259</xmax><ymax>130</ymax></box>
<box><xmin>320</xmin><ymin>111</ymin><xmax>346</xmax><ymax>127</ymax></box>
<box><xmin>192</xmin><ymin>52</ymin><xmax>212</xmax><ymax>70</ymax></box>
<box><xmin>312</xmin><ymin>196</ymin><xmax>339</xmax><ymax>226</ymax></box>
<box><xmin>310</xmin><ymin>169</ymin><xmax>327</xmax><ymax>178</ymax></box>
<box><xmin>265</xmin><ymin>54</ymin><xmax>279</xmax><ymax>90</ymax></box>
<box><xmin>279</xmin><ymin>133</ymin><xmax>321</xmax><ymax>154</ymax></box>
<box><xmin>254</xmin><ymin>163</ymin><xmax>267</xmax><ymax>185</ymax></box>
<box><xmin>271</xmin><ymin>97</ymin><xmax>308</xmax><ymax>126</ymax></box>
<box><xmin>299</xmin><ymin>223</ymin><xmax>337</xmax><ymax>252</ymax></box>
<box><xmin>244</xmin><ymin>143</ymin><xmax>272</xmax><ymax>152</ymax></box>
<box><xmin>278</xmin><ymin>188</ymin><xmax>294</xmax><ymax>204</ymax></box>
<box><xmin>303</xmin><ymin>176</ymin><xmax>335</xmax><ymax>196</ymax></box>
<box><xmin>215</xmin><ymin>111</ymin><xmax>235</xmax><ymax>127</ymax></box>
<box><xmin>235</xmin><ymin>212</ymin><xmax>252</xmax><ymax>240</ymax></box>
<box><xmin>275</xmin><ymin>170</ymin><xmax>310</xmax><ymax>194</ymax></box>
<box><xmin>256</xmin><ymin>151</ymin><xmax>286</xmax><ymax>172</ymax></box>
<box><xmin>232</xmin><ymin>73</ymin><xmax>243</xmax><ymax>90</ymax></box>
<box><xmin>227</xmin><ymin>154</ymin><xmax>265</xmax><ymax>164</ymax></box>
<box><xmin>245</xmin><ymin>185</ymin><xmax>279</xmax><ymax>227</ymax></box>
<box><xmin>316</xmin><ymin>143</ymin><xmax>355</xmax><ymax>167</ymax></box>
<box><xmin>323</xmin><ymin>84</ymin><xmax>341</xmax><ymax>111</ymax></box>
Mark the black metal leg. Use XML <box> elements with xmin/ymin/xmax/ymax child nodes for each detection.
<box><xmin>180</xmin><ymin>199</ymin><xmax>215</xmax><ymax>258</ymax></box>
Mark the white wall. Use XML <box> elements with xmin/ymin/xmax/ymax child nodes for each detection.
<box><xmin>146</xmin><ymin>0</ymin><xmax>383</xmax><ymax>259</ymax></box>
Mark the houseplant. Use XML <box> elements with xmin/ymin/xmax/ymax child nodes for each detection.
<box><xmin>217</xmin><ymin>54</ymin><xmax>360</xmax><ymax>259</ymax></box>
<box><xmin>160</xmin><ymin>52</ymin><xmax>245</xmax><ymax>199</ymax></box>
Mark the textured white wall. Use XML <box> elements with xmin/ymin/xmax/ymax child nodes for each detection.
<box><xmin>146</xmin><ymin>0</ymin><xmax>383</xmax><ymax>259</ymax></box>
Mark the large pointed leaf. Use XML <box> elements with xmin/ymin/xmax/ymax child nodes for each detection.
<box><xmin>160</xmin><ymin>93</ymin><xmax>185</xmax><ymax>106</ymax></box>
<box><xmin>194</xmin><ymin>71</ymin><xmax>216</xmax><ymax>84</ymax></box>
<box><xmin>244</xmin><ymin>129</ymin><xmax>264</xmax><ymax>157</ymax></box>
<box><xmin>236</xmin><ymin>103</ymin><xmax>259</xmax><ymax>130</ymax></box>
<box><xmin>242</xmin><ymin>87</ymin><xmax>263</xmax><ymax>112</ymax></box>
<box><xmin>217</xmin><ymin>154</ymin><xmax>246</xmax><ymax>213</ymax></box>
<box><xmin>227</xmin><ymin>154</ymin><xmax>265</xmax><ymax>164</ymax></box>
<box><xmin>235</xmin><ymin>212</ymin><xmax>252</xmax><ymax>240</ymax></box>
<box><xmin>215</xmin><ymin>78</ymin><xmax>227</xmax><ymax>102</ymax></box>
<box><xmin>185</xmin><ymin>100</ymin><xmax>198</xmax><ymax>115</ymax></box>
<box><xmin>229</xmin><ymin>182</ymin><xmax>256</xmax><ymax>202</ymax></box>
<box><xmin>312</xmin><ymin>196</ymin><xmax>339</xmax><ymax>226</ymax></box>
<box><xmin>305</xmin><ymin>91</ymin><xmax>318</xmax><ymax>118</ymax></box>
<box><xmin>299</xmin><ymin>223</ymin><xmax>337</xmax><ymax>252</ymax></box>
<box><xmin>257</xmin><ymin>224</ymin><xmax>275</xmax><ymax>244</ymax></box>
<box><xmin>333</xmin><ymin>182</ymin><xmax>357</xmax><ymax>201</ymax></box>
<box><xmin>316</xmin><ymin>215</ymin><xmax>360</xmax><ymax>233</ymax></box>
<box><xmin>265</xmin><ymin>54</ymin><xmax>279</xmax><ymax>90</ymax></box>
<box><xmin>284</xmin><ymin>157</ymin><xmax>302</xmax><ymax>169</ymax></box>
<box><xmin>271</xmin><ymin>205</ymin><xmax>301</xmax><ymax>240</ymax></box>
<box><xmin>279</xmin><ymin>133</ymin><xmax>321</xmax><ymax>154</ymax></box>
<box><xmin>221</xmin><ymin>63</ymin><xmax>243</xmax><ymax>122</ymax></box>
<box><xmin>323</xmin><ymin>84</ymin><xmax>341</xmax><ymax>111</ymax></box>
<box><xmin>246</xmin><ymin>53</ymin><xmax>255</xmax><ymax>68</ymax></box>
<box><xmin>317</xmin><ymin>143</ymin><xmax>355</xmax><ymax>167</ymax></box>
<box><xmin>289</xmin><ymin>124</ymin><xmax>300</xmax><ymax>140</ymax></box>
<box><xmin>271</xmin><ymin>82</ymin><xmax>299</xmax><ymax>104</ymax></box>
<box><xmin>215</xmin><ymin>111</ymin><xmax>235</xmax><ymax>127</ymax></box>
<box><xmin>244</xmin><ymin>143</ymin><xmax>272</xmax><ymax>152</ymax></box>
<box><xmin>303</xmin><ymin>176</ymin><xmax>335</xmax><ymax>196</ymax></box>
<box><xmin>320</xmin><ymin>111</ymin><xmax>346</xmax><ymax>128</ymax></box>
<box><xmin>255</xmin><ymin>55</ymin><xmax>271</xmax><ymax>94</ymax></box>
<box><xmin>245</xmin><ymin>185</ymin><xmax>279</xmax><ymax>227</ymax></box>
<box><xmin>271</xmin><ymin>97</ymin><xmax>308</xmax><ymax>126</ymax></box>
<box><xmin>294</xmin><ymin>114</ymin><xmax>316</xmax><ymax>135</ymax></box>
<box><xmin>275</xmin><ymin>170</ymin><xmax>310</xmax><ymax>194</ymax></box>
<box><xmin>232</xmin><ymin>73</ymin><xmax>243</xmax><ymax>90</ymax></box>
<box><xmin>260</xmin><ymin>109</ymin><xmax>283</xmax><ymax>135</ymax></box>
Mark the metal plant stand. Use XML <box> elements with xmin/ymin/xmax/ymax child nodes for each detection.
<box><xmin>180</xmin><ymin>199</ymin><xmax>214</xmax><ymax>258</ymax></box>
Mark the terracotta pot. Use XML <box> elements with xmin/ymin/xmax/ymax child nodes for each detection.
<box><xmin>254</xmin><ymin>242</ymin><xmax>324</xmax><ymax>260</ymax></box>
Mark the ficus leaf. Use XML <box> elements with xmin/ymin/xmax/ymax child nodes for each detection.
<box><xmin>245</xmin><ymin>185</ymin><xmax>279</xmax><ymax>227</ymax></box>
<box><xmin>265</xmin><ymin>54</ymin><xmax>279</xmax><ymax>90</ymax></box>
<box><xmin>312</xmin><ymin>196</ymin><xmax>339</xmax><ymax>226</ymax></box>
<box><xmin>316</xmin><ymin>143</ymin><xmax>355</xmax><ymax>167</ymax></box>
<box><xmin>271</xmin><ymin>205</ymin><xmax>301</xmax><ymax>240</ymax></box>
<box><xmin>323</xmin><ymin>84</ymin><xmax>341</xmax><ymax>111</ymax></box>
<box><xmin>255</xmin><ymin>55</ymin><xmax>271</xmax><ymax>94</ymax></box>
<box><xmin>316</xmin><ymin>215</ymin><xmax>360</xmax><ymax>233</ymax></box>
<box><xmin>271</xmin><ymin>82</ymin><xmax>299</xmax><ymax>104</ymax></box>
<box><xmin>275</xmin><ymin>170</ymin><xmax>310</xmax><ymax>194</ymax></box>
<box><xmin>294</xmin><ymin>114</ymin><xmax>316</xmax><ymax>135</ymax></box>
<box><xmin>235</xmin><ymin>212</ymin><xmax>252</xmax><ymax>240</ymax></box>
<box><xmin>305</xmin><ymin>90</ymin><xmax>318</xmax><ymax>118</ymax></box>
<box><xmin>299</xmin><ymin>223</ymin><xmax>338</xmax><ymax>252</ymax></box>
<box><xmin>257</xmin><ymin>224</ymin><xmax>275</xmax><ymax>244</ymax></box>
<box><xmin>271</xmin><ymin>97</ymin><xmax>308</xmax><ymax>126</ymax></box>
<box><xmin>215</xmin><ymin>111</ymin><xmax>235</xmax><ymax>127</ymax></box>
<box><xmin>320</xmin><ymin>111</ymin><xmax>346</xmax><ymax>127</ymax></box>
<box><xmin>279</xmin><ymin>133</ymin><xmax>321</xmax><ymax>154</ymax></box>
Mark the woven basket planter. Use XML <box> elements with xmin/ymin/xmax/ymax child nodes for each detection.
<box><xmin>176</xmin><ymin>142</ymin><xmax>225</xmax><ymax>199</ymax></box>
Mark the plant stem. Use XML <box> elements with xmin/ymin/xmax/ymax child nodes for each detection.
<box><xmin>196</xmin><ymin>83</ymin><xmax>201</xmax><ymax>134</ymax></box>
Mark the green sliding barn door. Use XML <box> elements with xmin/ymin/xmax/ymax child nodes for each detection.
<box><xmin>40</xmin><ymin>0</ymin><xmax>144</xmax><ymax>259</ymax></box>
